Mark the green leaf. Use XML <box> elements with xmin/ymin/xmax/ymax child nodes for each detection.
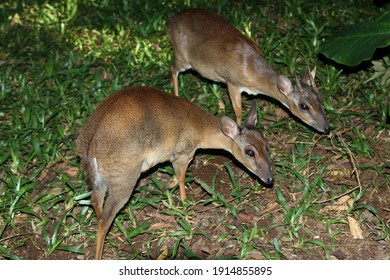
<box><xmin>128</xmin><ymin>222</ymin><xmax>151</xmax><ymax>239</ymax></box>
<box><xmin>177</xmin><ymin>218</ymin><xmax>192</xmax><ymax>234</ymax></box>
<box><xmin>56</xmin><ymin>245</ymin><xmax>85</xmax><ymax>254</ymax></box>
<box><xmin>305</xmin><ymin>239</ymin><xmax>330</xmax><ymax>259</ymax></box>
<box><xmin>273</xmin><ymin>238</ymin><xmax>284</xmax><ymax>256</ymax></box>
<box><xmin>195</xmin><ymin>178</ymin><xmax>214</xmax><ymax>196</ymax></box>
<box><xmin>171</xmin><ymin>239</ymin><xmax>181</xmax><ymax>259</ymax></box>
<box><xmin>275</xmin><ymin>188</ymin><xmax>289</xmax><ymax>211</ymax></box>
<box><xmin>73</xmin><ymin>191</ymin><xmax>92</xmax><ymax>201</ymax></box>
<box><xmin>181</xmin><ymin>243</ymin><xmax>199</xmax><ymax>260</ymax></box>
<box><xmin>224</xmin><ymin>162</ymin><xmax>236</xmax><ymax>188</ymax></box>
<box><xmin>52</xmin><ymin>213</ymin><xmax>67</xmax><ymax>245</ymax></box>
<box><xmin>320</xmin><ymin>12</ymin><xmax>390</xmax><ymax>66</ymax></box>
<box><xmin>351</xmin><ymin>204</ymin><xmax>379</xmax><ymax>216</ymax></box>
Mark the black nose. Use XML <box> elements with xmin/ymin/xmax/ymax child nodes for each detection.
<box><xmin>265</xmin><ymin>177</ymin><xmax>274</xmax><ymax>185</ymax></box>
<box><xmin>323</xmin><ymin>125</ymin><xmax>330</xmax><ymax>134</ymax></box>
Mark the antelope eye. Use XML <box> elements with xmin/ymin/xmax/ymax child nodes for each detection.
<box><xmin>245</xmin><ymin>149</ymin><xmax>255</xmax><ymax>157</ymax></box>
<box><xmin>300</xmin><ymin>103</ymin><xmax>309</xmax><ymax>111</ymax></box>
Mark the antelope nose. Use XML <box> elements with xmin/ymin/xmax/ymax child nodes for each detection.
<box><xmin>323</xmin><ymin>125</ymin><xmax>330</xmax><ymax>134</ymax></box>
<box><xmin>265</xmin><ymin>176</ymin><xmax>274</xmax><ymax>185</ymax></box>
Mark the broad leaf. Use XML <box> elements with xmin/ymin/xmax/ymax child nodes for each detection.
<box><xmin>320</xmin><ymin>12</ymin><xmax>390</xmax><ymax>66</ymax></box>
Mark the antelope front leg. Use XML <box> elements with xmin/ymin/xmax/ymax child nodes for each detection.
<box><xmin>172</xmin><ymin>160</ymin><xmax>191</xmax><ymax>201</ymax></box>
<box><xmin>171</xmin><ymin>66</ymin><xmax>180</xmax><ymax>96</ymax></box>
<box><xmin>227</xmin><ymin>83</ymin><xmax>243</xmax><ymax>125</ymax></box>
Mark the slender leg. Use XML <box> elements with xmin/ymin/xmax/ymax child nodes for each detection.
<box><xmin>91</xmin><ymin>187</ymin><xmax>106</xmax><ymax>259</ymax></box>
<box><xmin>95</xmin><ymin>220</ymin><xmax>107</xmax><ymax>260</ymax></box>
<box><xmin>94</xmin><ymin>175</ymin><xmax>138</xmax><ymax>260</ymax></box>
<box><xmin>172</xmin><ymin>160</ymin><xmax>190</xmax><ymax>201</ymax></box>
<box><xmin>171</xmin><ymin>66</ymin><xmax>180</xmax><ymax>96</ymax></box>
<box><xmin>171</xmin><ymin>53</ymin><xmax>191</xmax><ymax>97</ymax></box>
<box><xmin>227</xmin><ymin>83</ymin><xmax>243</xmax><ymax>125</ymax></box>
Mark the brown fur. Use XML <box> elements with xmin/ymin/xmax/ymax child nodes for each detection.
<box><xmin>168</xmin><ymin>8</ymin><xmax>330</xmax><ymax>133</ymax></box>
<box><xmin>76</xmin><ymin>86</ymin><xmax>273</xmax><ymax>259</ymax></box>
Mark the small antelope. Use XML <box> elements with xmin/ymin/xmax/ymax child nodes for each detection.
<box><xmin>168</xmin><ymin>8</ymin><xmax>330</xmax><ymax>133</ymax></box>
<box><xmin>76</xmin><ymin>86</ymin><xmax>273</xmax><ymax>259</ymax></box>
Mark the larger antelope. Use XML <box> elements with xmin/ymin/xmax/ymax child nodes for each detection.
<box><xmin>76</xmin><ymin>86</ymin><xmax>273</xmax><ymax>259</ymax></box>
<box><xmin>168</xmin><ymin>8</ymin><xmax>330</xmax><ymax>133</ymax></box>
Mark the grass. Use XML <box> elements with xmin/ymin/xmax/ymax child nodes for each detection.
<box><xmin>0</xmin><ymin>0</ymin><xmax>389</xmax><ymax>259</ymax></box>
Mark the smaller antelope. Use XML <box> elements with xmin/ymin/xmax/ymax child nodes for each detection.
<box><xmin>76</xmin><ymin>86</ymin><xmax>273</xmax><ymax>259</ymax></box>
<box><xmin>168</xmin><ymin>8</ymin><xmax>330</xmax><ymax>133</ymax></box>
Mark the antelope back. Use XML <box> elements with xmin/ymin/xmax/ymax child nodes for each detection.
<box><xmin>76</xmin><ymin>87</ymin><xmax>219</xmax><ymax>162</ymax></box>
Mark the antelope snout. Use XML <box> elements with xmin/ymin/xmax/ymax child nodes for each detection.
<box><xmin>264</xmin><ymin>176</ymin><xmax>274</xmax><ymax>185</ymax></box>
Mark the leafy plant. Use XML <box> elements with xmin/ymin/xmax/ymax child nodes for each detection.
<box><xmin>365</xmin><ymin>57</ymin><xmax>390</xmax><ymax>87</ymax></box>
<box><xmin>320</xmin><ymin>12</ymin><xmax>390</xmax><ymax>66</ymax></box>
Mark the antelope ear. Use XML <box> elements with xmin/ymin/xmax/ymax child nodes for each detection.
<box><xmin>245</xmin><ymin>101</ymin><xmax>258</xmax><ymax>127</ymax></box>
<box><xmin>302</xmin><ymin>66</ymin><xmax>317</xmax><ymax>86</ymax></box>
<box><xmin>221</xmin><ymin>116</ymin><xmax>240</xmax><ymax>139</ymax></box>
<box><xmin>277</xmin><ymin>75</ymin><xmax>293</xmax><ymax>96</ymax></box>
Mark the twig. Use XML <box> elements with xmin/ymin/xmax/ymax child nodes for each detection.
<box><xmin>315</xmin><ymin>132</ymin><xmax>363</xmax><ymax>204</ymax></box>
<box><xmin>336</xmin><ymin>132</ymin><xmax>363</xmax><ymax>195</ymax></box>
<box><xmin>315</xmin><ymin>186</ymin><xmax>360</xmax><ymax>204</ymax></box>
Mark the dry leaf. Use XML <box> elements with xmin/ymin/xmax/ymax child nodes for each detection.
<box><xmin>14</xmin><ymin>213</ymin><xmax>28</xmax><ymax>223</ymax></box>
<box><xmin>37</xmin><ymin>168</ymin><xmax>51</xmax><ymax>182</ymax></box>
<box><xmin>327</xmin><ymin>164</ymin><xmax>352</xmax><ymax>182</ymax></box>
<box><xmin>149</xmin><ymin>222</ymin><xmax>172</xmax><ymax>231</ymax></box>
<box><xmin>348</xmin><ymin>217</ymin><xmax>364</xmax><ymax>239</ymax></box>
<box><xmin>258</xmin><ymin>202</ymin><xmax>280</xmax><ymax>216</ymax></box>
<box><xmin>336</xmin><ymin>196</ymin><xmax>354</xmax><ymax>207</ymax></box>
<box><xmin>48</xmin><ymin>187</ymin><xmax>63</xmax><ymax>195</ymax></box>
<box><xmin>63</xmin><ymin>166</ymin><xmax>80</xmax><ymax>177</ymax></box>
<box><xmin>157</xmin><ymin>245</ymin><xmax>168</xmax><ymax>260</ymax></box>
<box><xmin>237</xmin><ymin>213</ymin><xmax>254</xmax><ymax>223</ymax></box>
<box><xmin>148</xmin><ymin>213</ymin><xmax>176</xmax><ymax>223</ymax></box>
<box><xmin>321</xmin><ymin>195</ymin><xmax>354</xmax><ymax>212</ymax></box>
<box><xmin>191</xmin><ymin>237</ymin><xmax>209</xmax><ymax>257</ymax></box>
<box><xmin>322</xmin><ymin>204</ymin><xmax>347</xmax><ymax>211</ymax></box>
